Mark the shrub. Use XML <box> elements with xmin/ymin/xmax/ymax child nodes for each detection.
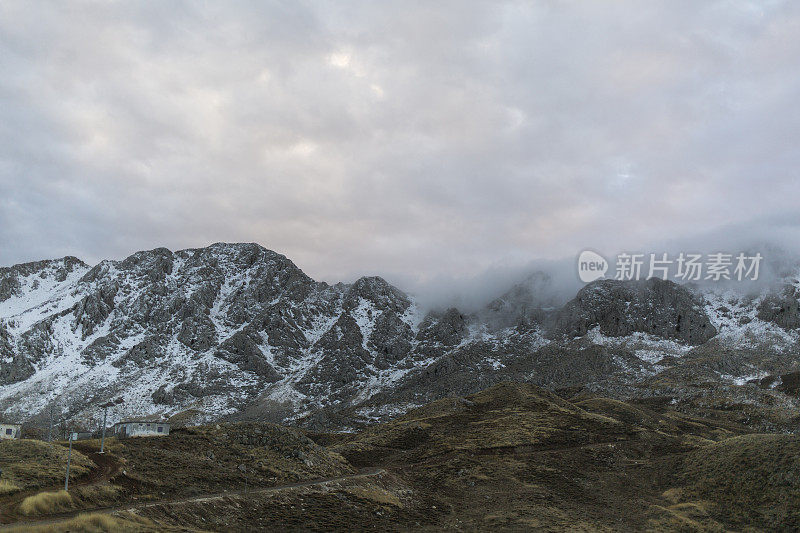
<box><xmin>0</xmin><ymin>478</ymin><xmax>21</xmax><ymax>495</ymax></box>
<box><xmin>19</xmin><ymin>490</ymin><xmax>74</xmax><ymax>516</ymax></box>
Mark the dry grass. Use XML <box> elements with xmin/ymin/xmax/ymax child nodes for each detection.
<box><xmin>46</xmin><ymin>512</ymin><xmax>152</xmax><ymax>532</ymax></box>
<box><xmin>7</xmin><ymin>512</ymin><xmax>161</xmax><ymax>532</ymax></box>
<box><xmin>0</xmin><ymin>439</ymin><xmax>92</xmax><ymax>491</ymax></box>
<box><xmin>665</xmin><ymin>433</ymin><xmax>800</xmax><ymax>530</ymax></box>
<box><xmin>336</xmin><ymin>382</ymin><xmax>633</xmax><ymax>464</ymax></box>
<box><xmin>646</xmin><ymin>503</ymin><xmax>725</xmax><ymax>532</ymax></box>
<box><xmin>345</xmin><ymin>485</ymin><xmax>403</xmax><ymax>507</ymax></box>
<box><xmin>6</xmin><ymin>385</ymin><xmax>786</xmax><ymax>532</ymax></box>
<box><xmin>18</xmin><ymin>490</ymin><xmax>74</xmax><ymax>516</ymax></box>
<box><xmin>107</xmin><ymin>423</ymin><xmax>354</xmax><ymax>498</ymax></box>
<box><xmin>167</xmin><ymin>408</ymin><xmax>203</xmax><ymax>428</ymax></box>
<box><xmin>0</xmin><ymin>478</ymin><xmax>21</xmax><ymax>495</ymax></box>
<box><xmin>75</xmin><ymin>483</ymin><xmax>121</xmax><ymax>500</ymax></box>
<box><xmin>65</xmin><ymin>437</ymin><xmax>124</xmax><ymax>455</ymax></box>
<box><xmin>130</xmin><ymin>477</ymin><xmax>417</xmax><ymax>532</ymax></box>
<box><xmin>72</xmin><ymin>484</ymin><xmax>124</xmax><ymax>508</ymax></box>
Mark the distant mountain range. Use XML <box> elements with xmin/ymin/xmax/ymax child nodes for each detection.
<box><xmin>1</xmin><ymin>243</ymin><xmax>799</xmax><ymax>431</ymax></box>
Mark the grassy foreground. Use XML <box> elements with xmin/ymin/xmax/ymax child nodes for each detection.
<box><xmin>2</xmin><ymin>382</ymin><xmax>799</xmax><ymax>531</ymax></box>
<box><xmin>0</xmin><ymin>440</ymin><xmax>92</xmax><ymax>495</ymax></box>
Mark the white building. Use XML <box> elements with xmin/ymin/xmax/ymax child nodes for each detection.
<box><xmin>113</xmin><ymin>420</ymin><xmax>170</xmax><ymax>438</ymax></box>
<box><xmin>0</xmin><ymin>423</ymin><xmax>21</xmax><ymax>440</ymax></box>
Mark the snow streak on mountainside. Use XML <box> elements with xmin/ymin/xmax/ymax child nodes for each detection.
<box><xmin>1</xmin><ymin>243</ymin><xmax>799</xmax><ymax>431</ymax></box>
<box><xmin>0</xmin><ymin>244</ymin><xmax>430</xmax><ymax>425</ymax></box>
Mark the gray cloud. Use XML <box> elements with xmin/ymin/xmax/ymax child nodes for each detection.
<box><xmin>1</xmin><ymin>0</ymin><xmax>798</xmax><ymax>298</ymax></box>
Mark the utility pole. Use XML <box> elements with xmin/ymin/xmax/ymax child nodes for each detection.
<box><xmin>47</xmin><ymin>404</ymin><xmax>54</xmax><ymax>442</ymax></box>
<box><xmin>99</xmin><ymin>404</ymin><xmax>110</xmax><ymax>454</ymax></box>
<box><xmin>64</xmin><ymin>432</ymin><xmax>73</xmax><ymax>491</ymax></box>
<box><xmin>99</xmin><ymin>398</ymin><xmax>122</xmax><ymax>454</ymax></box>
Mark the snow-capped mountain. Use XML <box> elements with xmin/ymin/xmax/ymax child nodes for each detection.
<box><xmin>1</xmin><ymin>243</ymin><xmax>799</xmax><ymax>431</ymax></box>
<box><xmin>0</xmin><ymin>244</ymin><xmax>428</xmax><ymax>426</ymax></box>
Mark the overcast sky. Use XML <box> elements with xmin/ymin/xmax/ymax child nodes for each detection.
<box><xmin>1</xmin><ymin>1</ymin><xmax>798</xmax><ymax>294</ymax></box>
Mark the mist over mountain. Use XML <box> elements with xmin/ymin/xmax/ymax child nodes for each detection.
<box><xmin>397</xmin><ymin>234</ymin><xmax>800</xmax><ymax>315</ymax></box>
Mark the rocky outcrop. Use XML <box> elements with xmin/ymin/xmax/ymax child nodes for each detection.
<box><xmin>370</xmin><ymin>311</ymin><xmax>414</xmax><ymax>369</ymax></box>
<box><xmin>757</xmin><ymin>286</ymin><xmax>800</xmax><ymax>330</ymax></box>
<box><xmin>18</xmin><ymin>319</ymin><xmax>58</xmax><ymax>365</ymax></box>
<box><xmin>151</xmin><ymin>363</ymin><xmax>239</xmax><ymax>405</ymax></box>
<box><xmin>0</xmin><ymin>352</ymin><xmax>35</xmax><ymax>385</ymax></box>
<box><xmin>81</xmin><ymin>334</ymin><xmax>121</xmax><ymax>364</ymax></box>
<box><xmin>549</xmin><ymin>278</ymin><xmax>717</xmax><ymax>345</ymax></box>
<box><xmin>73</xmin><ymin>282</ymin><xmax>119</xmax><ymax>338</ymax></box>
<box><xmin>216</xmin><ymin>330</ymin><xmax>281</xmax><ymax>380</ymax></box>
<box><xmin>416</xmin><ymin>308</ymin><xmax>468</xmax><ymax>347</ymax></box>
<box><xmin>113</xmin><ymin>336</ymin><xmax>166</xmax><ymax>368</ymax></box>
<box><xmin>300</xmin><ymin>313</ymin><xmax>374</xmax><ymax>395</ymax></box>
<box><xmin>344</xmin><ymin>276</ymin><xmax>411</xmax><ymax>314</ymax></box>
<box><xmin>0</xmin><ymin>276</ymin><xmax>20</xmax><ymax>303</ymax></box>
<box><xmin>118</xmin><ymin>247</ymin><xmax>175</xmax><ymax>282</ymax></box>
<box><xmin>0</xmin><ymin>321</ymin><xmax>34</xmax><ymax>384</ymax></box>
<box><xmin>248</xmin><ymin>303</ymin><xmax>312</xmax><ymax>368</ymax></box>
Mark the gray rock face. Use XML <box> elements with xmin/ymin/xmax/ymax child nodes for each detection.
<box><xmin>18</xmin><ymin>319</ymin><xmax>58</xmax><ymax>366</ymax></box>
<box><xmin>113</xmin><ymin>336</ymin><xmax>165</xmax><ymax>368</ymax></box>
<box><xmin>0</xmin><ymin>322</ymin><xmax>33</xmax><ymax>385</ymax></box>
<box><xmin>0</xmin><ymin>352</ymin><xmax>34</xmax><ymax>386</ymax></box>
<box><xmin>416</xmin><ymin>308</ymin><xmax>468</xmax><ymax>347</ymax></box>
<box><xmin>299</xmin><ymin>313</ymin><xmax>374</xmax><ymax>398</ymax></box>
<box><xmin>74</xmin><ymin>283</ymin><xmax>118</xmax><ymax>339</ymax></box>
<box><xmin>757</xmin><ymin>286</ymin><xmax>800</xmax><ymax>330</ymax></box>
<box><xmin>549</xmin><ymin>278</ymin><xmax>717</xmax><ymax>345</ymax></box>
<box><xmin>249</xmin><ymin>303</ymin><xmax>311</xmax><ymax>367</ymax></box>
<box><xmin>370</xmin><ymin>311</ymin><xmax>414</xmax><ymax>369</ymax></box>
<box><xmin>216</xmin><ymin>331</ymin><xmax>281</xmax><ymax>380</ymax></box>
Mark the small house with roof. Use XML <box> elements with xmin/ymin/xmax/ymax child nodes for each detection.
<box><xmin>113</xmin><ymin>420</ymin><xmax>170</xmax><ymax>438</ymax></box>
<box><xmin>0</xmin><ymin>423</ymin><xmax>21</xmax><ymax>440</ymax></box>
<box><xmin>69</xmin><ymin>431</ymin><xmax>94</xmax><ymax>441</ymax></box>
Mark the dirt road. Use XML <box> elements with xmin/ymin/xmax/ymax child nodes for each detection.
<box><xmin>0</xmin><ymin>467</ymin><xmax>385</xmax><ymax>531</ymax></box>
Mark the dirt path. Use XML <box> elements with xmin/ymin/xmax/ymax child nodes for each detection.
<box><xmin>0</xmin><ymin>467</ymin><xmax>385</xmax><ymax>531</ymax></box>
<box><xmin>0</xmin><ymin>446</ymin><xmax>122</xmax><ymax>525</ymax></box>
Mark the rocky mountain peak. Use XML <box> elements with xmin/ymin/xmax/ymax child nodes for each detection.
<box><xmin>550</xmin><ymin>278</ymin><xmax>717</xmax><ymax>344</ymax></box>
<box><xmin>757</xmin><ymin>285</ymin><xmax>800</xmax><ymax>330</ymax></box>
<box><xmin>483</xmin><ymin>271</ymin><xmax>564</xmax><ymax>331</ymax></box>
<box><xmin>344</xmin><ymin>276</ymin><xmax>411</xmax><ymax>314</ymax></box>
<box><xmin>0</xmin><ymin>256</ymin><xmax>88</xmax><ymax>302</ymax></box>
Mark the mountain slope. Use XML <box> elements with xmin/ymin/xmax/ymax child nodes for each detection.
<box><xmin>0</xmin><ymin>244</ymin><xmax>446</xmax><ymax>428</ymax></box>
<box><xmin>1</xmin><ymin>243</ymin><xmax>799</xmax><ymax>433</ymax></box>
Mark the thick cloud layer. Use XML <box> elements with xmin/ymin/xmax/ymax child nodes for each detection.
<box><xmin>1</xmin><ymin>1</ymin><xmax>798</xmax><ymax>294</ymax></box>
